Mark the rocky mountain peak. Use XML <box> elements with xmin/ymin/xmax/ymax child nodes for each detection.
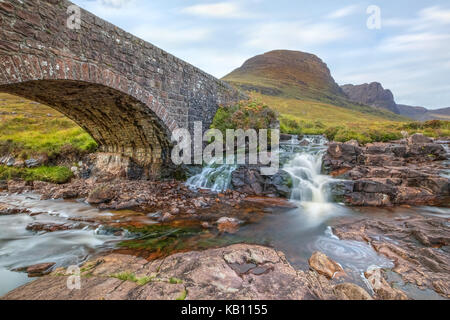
<box><xmin>340</xmin><ymin>82</ymin><xmax>400</xmax><ymax>114</ymax></box>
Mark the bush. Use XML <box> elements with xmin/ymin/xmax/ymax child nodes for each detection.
<box><xmin>212</xmin><ymin>100</ymin><xmax>278</xmax><ymax>133</ymax></box>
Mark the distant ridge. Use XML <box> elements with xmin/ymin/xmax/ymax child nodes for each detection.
<box><xmin>341</xmin><ymin>82</ymin><xmax>449</xmax><ymax>121</ymax></box>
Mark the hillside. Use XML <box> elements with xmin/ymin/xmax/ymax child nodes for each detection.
<box><xmin>222</xmin><ymin>50</ymin><xmax>408</xmax><ymax>126</ymax></box>
<box><xmin>397</xmin><ymin>104</ymin><xmax>450</xmax><ymax>121</ymax></box>
<box><xmin>223</xmin><ymin>50</ymin><xmax>344</xmax><ymax>103</ymax></box>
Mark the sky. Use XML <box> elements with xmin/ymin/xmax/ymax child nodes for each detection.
<box><xmin>72</xmin><ymin>0</ymin><xmax>450</xmax><ymax>109</ymax></box>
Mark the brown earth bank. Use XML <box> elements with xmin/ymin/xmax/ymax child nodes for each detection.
<box><xmin>324</xmin><ymin>134</ymin><xmax>449</xmax><ymax>206</ymax></box>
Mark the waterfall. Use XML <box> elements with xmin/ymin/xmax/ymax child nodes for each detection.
<box><xmin>186</xmin><ymin>159</ymin><xmax>237</xmax><ymax>192</ymax></box>
<box><xmin>281</xmin><ymin>135</ymin><xmax>341</xmax><ymax>220</ymax></box>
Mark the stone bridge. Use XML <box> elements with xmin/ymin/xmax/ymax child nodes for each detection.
<box><xmin>0</xmin><ymin>0</ymin><xmax>241</xmax><ymax>175</ymax></box>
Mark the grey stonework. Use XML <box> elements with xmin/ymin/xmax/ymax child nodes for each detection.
<box><xmin>0</xmin><ymin>0</ymin><xmax>242</xmax><ymax>174</ymax></box>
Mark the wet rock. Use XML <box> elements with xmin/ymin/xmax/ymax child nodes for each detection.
<box><xmin>216</xmin><ymin>217</ymin><xmax>241</xmax><ymax>234</ymax></box>
<box><xmin>308</xmin><ymin>251</ymin><xmax>344</xmax><ymax>279</ymax></box>
<box><xmin>24</xmin><ymin>158</ymin><xmax>41</xmax><ymax>168</ymax></box>
<box><xmin>26</xmin><ymin>222</ymin><xmax>74</xmax><ymax>232</ymax></box>
<box><xmin>231</xmin><ymin>166</ymin><xmax>292</xmax><ymax>197</ymax></box>
<box><xmin>1</xmin><ymin>245</ymin><xmax>340</xmax><ymax>300</ymax></box>
<box><xmin>333</xmin><ymin>214</ymin><xmax>450</xmax><ymax>298</ymax></box>
<box><xmin>333</xmin><ymin>283</ymin><xmax>373</xmax><ymax>300</ymax></box>
<box><xmin>25</xmin><ymin>262</ymin><xmax>55</xmax><ymax>277</ymax></box>
<box><xmin>86</xmin><ymin>185</ymin><xmax>115</xmax><ymax>204</ymax></box>
<box><xmin>0</xmin><ymin>203</ymin><xmax>30</xmax><ymax>215</ymax></box>
<box><xmin>159</xmin><ymin>212</ymin><xmax>174</xmax><ymax>222</ymax></box>
<box><xmin>325</xmin><ymin>139</ymin><xmax>449</xmax><ymax>206</ymax></box>
<box><xmin>365</xmin><ymin>268</ymin><xmax>408</xmax><ymax>300</ymax></box>
<box><xmin>0</xmin><ymin>180</ymin><xmax>7</xmax><ymax>191</ymax></box>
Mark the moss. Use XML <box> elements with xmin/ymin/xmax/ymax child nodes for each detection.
<box><xmin>0</xmin><ymin>165</ymin><xmax>73</xmax><ymax>184</ymax></box>
<box><xmin>111</xmin><ymin>272</ymin><xmax>138</xmax><ymax>282</ymax></box>
<box><xmin>136</xmin><ymin>276</ymin><xmax>153</xmax><ymax>285</ymax></box>
<box><xmin>169</xmin><ymin>277</ymin><xmax>183</xmax><ymax>284</ymax></box>
<box><xmin>175</xmin><ymin>289</ymin><xmax>187</xmax><ymax>300</ymax></box>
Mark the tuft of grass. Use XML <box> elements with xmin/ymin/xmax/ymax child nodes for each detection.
<box><xmin>175</xmin><ymin>289</ymin><xmax>187</xmax><ymax>300</ymax></box>
<box><xmin>0</xmin><ymin>165</ymin><xmax>73</xmax><ymax>184</ymax></box>
<box><xmin>111</xmin><ymin>272</ymin><xmax>138</xmax><ymax>282</ymax></box>
<box><xmin>169</xmin><ymin>277</ymin><xmax>183</xmax><ymax>284</ymax></box>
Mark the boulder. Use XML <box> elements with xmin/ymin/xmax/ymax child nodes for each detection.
<box><xmin>308</xmin><ymin>251</ymin><xmax>344</xmax><ymax>279</ymax></box>
<box><xmin>407</xmin><ymin>133</ymin><xmax>432</xmax><ymax>144</ymax></box>
<box><xmin>86</xmin><ymin>185</ymin><xmax>115</xmax><ymax>204</ymax></box>
<box><xmin>216</xmin><ymin>217</ymin><xmax>241</xmax><ymax>234</ymax></box>
<box><xmin>333</xmin><ymin>283</ymin><xmax>373</xmax><ymax>300</ymax></box>
<box><xmin>25</xmin><ymin>262</ymin><xmax>56</xmax><ymax>277</ymax></box>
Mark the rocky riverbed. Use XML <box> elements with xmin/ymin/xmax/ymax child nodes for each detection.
<box><xmin>324</xmin><ymin>134</ymin><xmax>449</xmax><ymax>206</ymax></box>
<box><xmin>0</xmin><ymin>134</ymin><xmax>448</xmax><ymax>300</ymax></box>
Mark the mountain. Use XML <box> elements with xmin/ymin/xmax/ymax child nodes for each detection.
<box><xmin>223</xmin><ymin>50</ymin><xmax>345</xmax><ymax>103</ymax></box>
<box><xmin>341</xmin><ymin>82</ymin><xmax>449</xmax><ymax>121</ymax></box>
<box><xmin>341</xmin><ymin>82</ymin><xmax>400</xmax><ymax>114</ymax></box>
<box><xmin>222</xmin><ymin>50</ymin><xmax>407</xmax><ymax>123</ymax></box>
<box><xmin>397</xmin><ymin>105</ymin><xmax>450</xmax><ymax>121</ymax></box>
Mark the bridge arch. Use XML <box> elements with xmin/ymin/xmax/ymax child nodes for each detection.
<box><xmin>0</xmin><ymin>0</ymin><xmax>242</xmax><ymax>174</ymax></box>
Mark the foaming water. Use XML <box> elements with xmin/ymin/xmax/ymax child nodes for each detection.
<box><xmin>282</xmin><ymin>135</ymin><xmax>348</xmax><ymax>226</ymax></box>
<box><xmin>186</xmin><ymin>159</ymin><xmax>237</xmax><ymax>192</ymax></box>
<box><xmin>0</xmin><ymin>193</ymin><xmax>127</xmax><ymax>275</ymax></box>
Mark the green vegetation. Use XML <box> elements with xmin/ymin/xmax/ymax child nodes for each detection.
<box><xmin>117</xmin><ymin>224</ymin><xmax>204</xmax><ymax>255</ymax></box>
<box><xmin>0</xmin><ymin>165</ymin><xmax>73</xmax><ymax>184</ymax></box>
<box><xmin>169</xmin><ymin>277</ymin><xmax>183</xmax><ymax>284</ymax></box>
<box><xmin>176</xmin><ymin>289</ymin><xmax>187</xmax><ymax>300</ymax></box>
<box><xmin>254</xmin><ymin>94</ymin><xmax>449</xmax><ymax>144</ymax></box>
<box><xmin>110</xmin><ymin>272</ymin><xmax>153</xmax><ymax>285</ymax></box>
<box><xmin>212</xmin><ymin>100</ymin><xmax>278</xmax><ymax>134</ymax></box>
<box><xmin>0</xmin><ymin>93</ymin><xmax>97</xmax><ymax>160</ymax></box>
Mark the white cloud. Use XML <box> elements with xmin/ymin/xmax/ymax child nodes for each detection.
<box><xmin>384</xmin><ymin>6</ymin><xmax>450</xmax><ymax>30</ymax></box>
<box><xmin>326</xmin><ymin>5</ymin><xmax>359</xmax><ymax>19</ymax></box>
<box><xmin>379</xmin><ymin>32</ymin><xmax>450</xmax><ymax>52</ymax></box>
<box><xmin>245</xmin><ymin>21</ymin><xmax>351</xmax><ymax>51</ymax></box>
<box><xmin>181</xmin><ymin>2</ymin><xmax>245</xmax><ymax>19</ymax></box>
<box><xmin>99</xmin><ymin>0</ymin><xmax>132</xmax><ymax>8</ymax></box>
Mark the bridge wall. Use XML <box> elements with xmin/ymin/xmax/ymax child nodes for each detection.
<box><xmin>0</xmin><ymin>0</ymin><xmax>242</xmax><ymax>171</ymax></box>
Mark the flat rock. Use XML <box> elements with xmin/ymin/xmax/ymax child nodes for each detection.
<box><xmin>1</xmin><ymin>244</ymin><xmax>356</xmax><ymax>300</ymax></box>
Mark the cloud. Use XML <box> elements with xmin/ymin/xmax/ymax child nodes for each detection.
<box><xmin>245</xmin><ymin>21</ymin><xmax>351</xmax><ymax>51</ymax></box>
<box><xmin>379</xmin><ymin>32</ymin><xmax>450</xmax><ymax>52</ymax></box>
<box><xmin>326</xmin><ymin>5</ymin><xmax>359</xmax><ymax>19</ymax></box>
<box><xmin>99</xmin><ymin>0</ymin><xmax>132</xmax><ymax>8</ymax></box>
<box><xmin>181</xmin><ymin>2</ymin><xmax>245</xmax><ymax>19</ymax></box>
<box><xmin>384</xmin><ymin>6</ymin><xmax>450</xmax><ymax>30</ymax></box>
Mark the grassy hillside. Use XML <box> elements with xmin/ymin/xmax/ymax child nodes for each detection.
<box><xmin>0</xmin><ymin>92</ymin><xmax>97</xmax><ymax>160</ymax></box>
<box><xmin>221</xmin><ymin>50</ymin><xmax>450</xmax><ymax>143</ymax></box>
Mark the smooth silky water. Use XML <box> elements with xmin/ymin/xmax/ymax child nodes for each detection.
<box><xmin>0</xmin><ymin>136</ymin><xmax>448</xmax><ymax>298</ymax></box>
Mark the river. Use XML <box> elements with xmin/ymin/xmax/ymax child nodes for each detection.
<box><xmin>0</xmin><ymin>136</ymin><xmax>448</xmax><ymax>299</ymax></box>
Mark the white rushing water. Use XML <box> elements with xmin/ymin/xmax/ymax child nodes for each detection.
<box><xmin>282</xmin><ymin>135</ymin><xmax>348</xmax><ymax>227</ymax></box>
<box><xmin>186</xmin><ymin>159</ymin><xmax>237</xmax><ymax>192</ymax></box>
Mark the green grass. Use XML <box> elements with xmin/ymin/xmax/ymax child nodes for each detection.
<box><xmin>176</xmin><ymin>289</ymin><xmax>187</xmax><ymax>300</ymax></box>
<box><xmin>0</xmin><ymin>93</ymin><xmax>97</xmax><ymax>159</ymax></box>
<box><xmin>0</xmin><ymin>165</ymin><xmax>73</xmax><ymax>184</ymax></box>
<box><xmin>252</xmin><ymin>94</ymin><xmax>449</xmax><ymax>144</ymax></box>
